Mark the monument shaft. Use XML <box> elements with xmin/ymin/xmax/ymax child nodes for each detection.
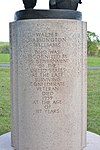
<box><xmin>10</xmin><ymin>19</ymin><xmax>87</xmax><ymax>150</ymax></box>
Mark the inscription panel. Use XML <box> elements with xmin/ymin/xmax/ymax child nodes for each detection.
<box><xmin>14</xmin><ymin>20</ymin><xmax>87</xmax><ymax>150</ymax></box>
<box><xmin>28</xmin><ymin>31</ymin><xmax>68</xmax><ymax>115</ymax></box>
<box><xmin>18</xmin><ymin>23</ymin><xmax>78</xmax><ymax>116</ymax></box>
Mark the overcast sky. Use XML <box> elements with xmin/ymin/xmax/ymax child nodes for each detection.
<box><xmin>0</xmin><ymin>0</ymin><xmax>100</xmax><ymax>42</ymax></box>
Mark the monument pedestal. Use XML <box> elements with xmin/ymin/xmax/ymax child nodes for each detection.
<box><xmin>10</xmin><ymin>15</ymin><xmax>87</xmax><ymax>150</ymax></box>
<box><xmin>1</xmin><ymin>132</ymin><xmax>100</xmax><ymax>150</ymax></box>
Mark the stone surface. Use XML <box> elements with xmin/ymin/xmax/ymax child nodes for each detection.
<box><xmin>85</xmin><ymin>132</ymin><xmax>100</xmax><ymax>150</ymax></box>
<box><xmin>0</xmin><ymin>132</ymin><xmax>13</xmax><ymax>150</ymax></box>
<box><xmin>10</xmin><ymin>24</ymin><xmax>19</xmax><ymax>149</ymax></box>
<box><xmin>10</xmin><ymin>19</ymin><xmax>87</xmax><ymax>150</ymax></box>
<box><xmin>0</xmin><ymin>132</ymin><xmax>100</xmax><ymax>150</ymax></box>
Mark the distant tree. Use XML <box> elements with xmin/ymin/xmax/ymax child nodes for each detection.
<box><xmin>0</xmin><ymin>42</ymin><xmax>9</xmax><ymax>54</ymax></box>
<box><xmin>87</xmin><ymin>31</ymin><xmax>100</xmax><ymax>56</ymax></box>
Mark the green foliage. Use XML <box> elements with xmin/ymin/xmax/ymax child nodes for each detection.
<box><xmin>0</xmin><ymin>42</ymin><xmax>9</xmax><ymax>54</ymax></box>
<box><xmin>97</xmin><ymin>49</ymin><xmax>100</xmax><ymax>57</ymax></box>
<box><xmin>87</xmin><ymin>31</ymin><xmax>100</xmax><ymax>56</ymax></box>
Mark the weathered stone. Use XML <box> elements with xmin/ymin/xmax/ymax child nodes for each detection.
<box><xmin>10</xmin><ymin>24</ymin><xmax>19</xmax><ymax>150</ymax></box>
<box><xmin>1</xmin><ymin>132</ymin><xmax>100</xmax><ymax>150</ymax></box>
<box><xmin>10</xmin><ymin>19</ymin><xmax>87</xmax><ymax>150</ymax></box>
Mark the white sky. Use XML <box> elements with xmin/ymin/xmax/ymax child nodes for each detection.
<box><xmin>0</xmin><ymin>0</ymin><xmax>100</xmax><ymax>42</ymax></box>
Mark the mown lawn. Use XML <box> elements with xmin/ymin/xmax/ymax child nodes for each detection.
<box><xmin>0</xmin><ymin>67</ymin><xmax>10</xmax><ymax>135</ymax></box>
<box><xmin>87</xmin><ymin>69</ymin><xmax>100</xmax><ymax>135</ymax></box>
<box><xmin>0</xmin><ymin>67</ymin><xmax>100</xmax><ymax>136</ymax></box>
<box><xmin>0</xmin><ymin>54</ymin><xmax>10</xmax><ymax>64</ymax></box>
<box><xmin>88</xmin><ymin>56</ymin><xmax>100</xmax><ymax>66</ymax></box>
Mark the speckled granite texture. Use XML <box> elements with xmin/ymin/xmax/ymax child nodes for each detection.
<box><xmin>10</xmin><ymin>19</ymin><xmax>87</xmax><ymax>150</ymax></box>
<box><xmin>0</xmin><ymin>132</ymin><xmax>100</xmax><ymax>150</ymax></box>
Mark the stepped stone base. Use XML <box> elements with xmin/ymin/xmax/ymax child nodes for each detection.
<box><xmin>0</xmin><ymin>132</ymin><xmax>100</xmax><ymax>150</ymax></box>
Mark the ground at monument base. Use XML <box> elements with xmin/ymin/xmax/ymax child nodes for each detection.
<box><xmin>0</xmin><ymin>132</ymin><xmax>100</xmax><ymax>150</ymax></box>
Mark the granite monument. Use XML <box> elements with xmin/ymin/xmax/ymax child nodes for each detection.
<box><xmin>10</xmin><ymin>1</ymin><xmax>87</xmax><ymax>150</ymax></box>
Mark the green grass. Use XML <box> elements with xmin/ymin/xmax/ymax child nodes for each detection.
<box><xmin>0</xmin><ymin>54</ymin><xmax>10</xmax><ymax>64</ymax></box>
<box><xmin>87</xmin><ymin>70</ymin><xmax>100</xmax><ymax>135</ymax></box>
<box><xmin>0</xmin><ymin>42</ymin><xmax>9</xmax><ymax>46</ymax></box>
<box><xmin>88</xmin><ymin>56</ymin><xmax>100</xmax><ymax>66</ymax></box>
<box><xmin>0</xmin><ymin>67</ymin><xmax>10</xmax><ymax>135</ymax></box>
<box><xmin>0</xmin><ymin>67</ymin><xmax>100</xmax><ymax>135</ymax></box>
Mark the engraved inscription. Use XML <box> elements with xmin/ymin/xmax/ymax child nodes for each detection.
<box><xmin>33</xmin><ymin>32</ymin><xmax>66</xmax><ymax>48</ymax></box>
<box><xmin>26</xmin><ymin>31</ymin><xmax>68</xmax><ymax>115</ymax></box>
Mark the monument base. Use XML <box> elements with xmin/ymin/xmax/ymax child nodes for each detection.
<box><xmin>10</xmin><ymin>18</ymin><xmax>86</xmax><ymax>150</ymax></box>
<box><xmin>14</xmin><ymin>9</ymin><xmax>82</xmax><ymax>21</ymax></box>
<box><xmin>0</xmin><ymin>132</ymin><xmax>100</xmax><ymax>150</ymax></box>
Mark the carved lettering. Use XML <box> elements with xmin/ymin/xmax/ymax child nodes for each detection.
<box><xmin>44</xmin><ymin>109</ymin><xmax>60</xmax><ymax>114</ymax></box>
<box><xmin>27</xmin><ymin>31</ymin><xmax>68</xmax><ymax>115</ymax></box>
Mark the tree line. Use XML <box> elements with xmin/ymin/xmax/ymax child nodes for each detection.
<box><xmin>87</xmin><ymin>31</ymin><xmax>100</xmax><ymax>57</ymax></box>
<box><xmin>0</xmin><ymin>42</ymin><xmax>9</xmax><ymax>54</ymax></box>
<box><xmin>0</xmin><ymin>31</ymin><xmax>100</xmax><ymax>56</ymax></box>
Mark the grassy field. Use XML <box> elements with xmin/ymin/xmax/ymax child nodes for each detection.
<box><xmin>88</xmin><ymin>56</ymin><xmax>100</xmax><ymax>66</ymax></box>
<box><xmin>0</xmin><ymin>54</ymin><xmax>10</xmax><ymax>64</ymax></box>
<box><xmin>0</xmin><ymin>67</ymin><xmax>100</xmax><ymax>135</ymax></box>
<box><xmin>87</xmin><ymin>70</ymin><xmax>100</xmax><ymax>135</ymax></box>
<box><xmin>0</xmin><ymin>67</ymin><xmax>10</xmax><ymax>135</ymax></box>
